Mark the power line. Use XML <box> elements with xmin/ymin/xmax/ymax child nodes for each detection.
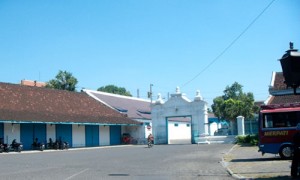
<box><xmin>182</xmin><ymin>0</ymin><xmax>276</xmax><ymax>88</ymax></box>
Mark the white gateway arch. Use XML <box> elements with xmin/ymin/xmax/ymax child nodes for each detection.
<box><xmin>151</xmin><ymin>87</ymin><xmax>208</xmax><ymax>144</ymax></box>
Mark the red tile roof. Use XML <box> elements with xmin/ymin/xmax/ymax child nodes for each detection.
<box><xmin>267</xmin><ymin>95</ymin><xmax>300</xmax><ymax>105</ymax></box>
<box><xmin>0</xmin><ymin>82</ymin><xmax>140</xmax><ymax>125</ymax></box>
<box><xmin>267</xmin><ymin>72</ymin><xmax>300</xmax><ymax>105</ymax></box>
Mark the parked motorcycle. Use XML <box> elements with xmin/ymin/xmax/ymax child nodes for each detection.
<box><xmin>0</xmin><ymin>143</ymin><xmax>8</xmax><ymax>153</ymax></box>
<box><xmin>0</xmin><ymin>138</ymin><xmax>7</xmax><ymax>153</ymax></box>
<box><xmin>59</xmin><ymin>141</ymin><xmax>69</xmax><ymax>150</ymax></box>
<box><xmin>32</xmin><ymin>138</ymin><xmax>45</xmax><ymax>151</ymax></box>
<box><xmin>7</xmin><ymin>139</ymin><xmax>23</xmax><ymax>152</ymax></box>
<box><xmin>46</xmin><ymin>138</ymin><xmax>60</xmax><ymax>150</ymax></box>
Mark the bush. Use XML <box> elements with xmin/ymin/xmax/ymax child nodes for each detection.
<box><xmin>235</xmin><ymin>134</ymin><xmax>258</xmax><ymax>146</ymax></box>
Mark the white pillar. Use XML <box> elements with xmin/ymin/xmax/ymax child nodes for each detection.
<box><xmin>237</xmin><ymin>116</ymin><xmax>245</xmax><ymax>135</ymax></box>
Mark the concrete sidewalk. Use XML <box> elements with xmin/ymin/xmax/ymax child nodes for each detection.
<box><xmin>223</xmin><ymin>145</ymin><xmax>292</xmax><ymax>179</ymax></box>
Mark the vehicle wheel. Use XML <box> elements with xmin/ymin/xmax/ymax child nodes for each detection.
<box><xmin>279</xmin><ymin>145</ymin><xmax>293</xmax><ymax>159</ymax></box>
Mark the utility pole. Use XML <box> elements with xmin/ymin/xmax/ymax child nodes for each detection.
<box><xmin>148</xmin><ymin>84</ymin><xmax>153</xmax><ymax>103</ymax></box>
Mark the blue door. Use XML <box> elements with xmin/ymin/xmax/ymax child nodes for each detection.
<box><xmin>20</xmin><ymin>123</ymin><xmax>46</xmax><ymax>150</ymax></box>
<box><xmin>56</xmin><ymin>124</ymin><xmax>72</xmax><ymax>147</ymax></box>
<box><xmin>85</xmin><ymin>125</ymin><xmax>99</xmax><ymax>147</ymax></box>
<box><xmin>34</xmin><ymin>124</ymin><xmax>47</xmax><ymax>144</ymax></box>
<box><xmin>110</xmin><ymin>126</ymin><xmax>121</xmax><ymax>145</ymax></box>
<box><xmin>20</xmin><ymin>124</ymin><xmax>33</xmax><ymax>150</ymax></box>
<box><xmin>0</xmin><ymin>123</ymin><xmax>4</xmax><ymax>143</ymax></box>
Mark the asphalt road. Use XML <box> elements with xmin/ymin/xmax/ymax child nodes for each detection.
<box><xmin>0</xmin><ymin>144</ymin><xmax>235</xmax><ymax>180</ymax></box>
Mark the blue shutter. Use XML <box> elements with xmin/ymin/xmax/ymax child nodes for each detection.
<box><xmin>85</xmin><ymin>125</ymin><xmax>99</xmax><ymax>147</ymax></box>
<box><xmin>0</xmin><ymin>123</ymin><xmax>3</xmax><ymax>140</ymax></box>
<box><xmin>21</xmin><ymin>123</ymin><xmax>46</xmax><ymax>150</ymax></box>
<box><xmin>56</xmin><ymin>124</ymin><xmax>72</xmax><ymax>147</ymax></box>
<box><xmin>109</xmin><ymin>126</ymin><xmax>121</xmax><ymax>145</ymax></box>
<box><xmin>20</xmin><ymin>124</ymin><xmax>33</xmax><ymax>150</ymax></box>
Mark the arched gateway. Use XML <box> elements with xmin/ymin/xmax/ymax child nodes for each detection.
<box><xmin>151</xmin><ymin>87</ymin><xmax>208</xmax><ymax>144</ymax></box>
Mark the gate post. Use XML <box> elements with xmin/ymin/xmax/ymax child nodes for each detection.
<box><xmin>237</xmin><ymin>116</ymin><xmax>245</xmax><ymax>135</ymax></box>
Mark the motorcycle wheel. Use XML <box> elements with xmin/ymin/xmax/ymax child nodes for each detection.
<box><xmin>17</xmin><ymin>146</ymin><xmax>22</xmax><ymax>152</ymax></box>
<box><xmin>65</xmin><ymin>143</ymin><xmax>69</xmax><ymax>150</ymax></box>
<box><xmin>5</xmin><ymin>146</ymin><xmax>10</xmax><ymax>153</ymax></box>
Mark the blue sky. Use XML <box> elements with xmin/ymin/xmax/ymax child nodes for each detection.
<box><xmin>0</xmin><ymin>0</ymin><xmax>299</xmax><ymax>106</ymax></box>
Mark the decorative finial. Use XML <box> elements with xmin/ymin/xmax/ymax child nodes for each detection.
<box><xmin>290</xmin><ymin>42</ymin><xmax>294</xmax><ymax>50</ymax></box>
<box><xmin>155</xmin><ymin>93</ymin><xmax>164</xmax><ymax>104</ymax></box>
<box><xmin>176</xmin><ymin>86</ymin><xmax>180</xmax><ymax>94</ymax></box>
<box><xmin>157</xmin><ymin>93</ymin><xmax>162</xmax><ymax>100</ymax></box>
<box><xmin>194</xmin><ymin>90</ymin><xmax>203</xmax><ymax>101</ymax></box>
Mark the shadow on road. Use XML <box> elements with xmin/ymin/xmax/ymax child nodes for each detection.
<box><xmin>230</xmin><ymin>157</ymin><xmax>286</xmax><ymax>162</ymax></box>
<box><xmin>255</xmin><ymin>176</ymin><xmax>292</xmax><ymax>180</ymax></box>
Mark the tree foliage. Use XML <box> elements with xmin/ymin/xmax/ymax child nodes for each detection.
<box><xmin>46</xmin><ymin>70</ymin><xmax>78</xmax><ymax>91</ymax></box>
<box><xmin>97</xmin><ymin>85</ymin><xmax>132</xmax><ymax>97</ymax></box>
<box><xmin>211</xmin><ymin>82</ymin><xmax>259</xmax><ymax>121</ymax></box>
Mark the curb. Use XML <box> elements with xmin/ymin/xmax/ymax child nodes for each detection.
<box><xmin>221</xmin><ymin>144</ymin><xmax>246</xmax><ymax>179</ymax></box>
<box><xmin>0</xmin><ymin>144</ymin><xmax>135</xmax><ymax>155</ymax></box>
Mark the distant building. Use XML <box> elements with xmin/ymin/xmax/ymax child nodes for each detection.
<box><xmin>265</xmin><ymin>72</ymin><xmax>300</xmax><ymax>104</ymax></box>
<box><xmin>21</xmin><ymin>80</ymin><xmax>46</xmax><ymax>87</ymax></box>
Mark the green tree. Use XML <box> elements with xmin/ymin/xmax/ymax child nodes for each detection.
<box><xmin>211</xmin><ymin>96</ymin><xmax>225</xmax><ymax>119</ymax></box>
<box><xmin>46</xmin><ymin>70</ymin><xmax>78</xmax><ymax>91</ymax></box>
<box><xmin>97</xmin><ymin>85</ymin><xmax>132</xmax><ymax>97</ymax></box>
<box><xmin>211</xmin><ymin>82</ymin><xmax>259</xmax><ymax>134</ymax></box>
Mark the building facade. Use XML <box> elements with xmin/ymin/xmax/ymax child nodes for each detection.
<box><xmin>0</xmin><ymin>82</ymin><xmax>140</xmax><ymax>150</ymax></box>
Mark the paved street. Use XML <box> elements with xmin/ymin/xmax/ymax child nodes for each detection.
<box><xmin>0</xmin><ymin>144</ymin><xmax>235</xmax><ymax>180</ymax></box>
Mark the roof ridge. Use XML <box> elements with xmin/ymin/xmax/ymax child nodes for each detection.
<box><xmin>83</xmin><ymin>89</ymin><xmax>151</xmax><ymax>102</ymax></box>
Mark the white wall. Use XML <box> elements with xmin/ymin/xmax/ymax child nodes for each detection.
<box><xmin>168</xmin><ymin>121</ymin><xmax>191</xmax><ymax>144</ymax></box>
<box><xmin>144</xmin><ymin>122</ymin><xmax>152</xmax><ymax>139</ymax></box>
<box><xmin>209</xmin><ymin>122</ymin><xmax>218</xmax><ymax>136</ymax></box>
<box><xmin>46</xmin><ymin>124</ymin><xmax>56</xmax><ymax>142</ymax></box>
<box><xmin>100</xmin><ymin>125</ymin><xmax>110</xmax><ymax>146</ymax></box>
<box><xmin>72</xmin><ymin>124</ymin><xmax>86</xmax><ymax>147</ymax></box>
<box><xmin>4</xmin><ymin>123</ymin><xmax>20</xmax><ymax>144</ymax></box>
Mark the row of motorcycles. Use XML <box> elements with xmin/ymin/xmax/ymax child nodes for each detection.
<box><xmin>32</xmin><ymin>138</ymin><xmax>69</xmax><ymax>151</ymax></box>
<box><xmin>46</xmin><ymin>138</ymin><xmax>69</xmax><ymax>150</ymax></box>
<box><xmin>0</xmin><ymin>139</ymin><xmax>23</xmax><ymax>153</ymax></box>
<box><xmin>0</xmin><ymin>138</ymin><xmax>69</xmax><ymax>153</ymax></box>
